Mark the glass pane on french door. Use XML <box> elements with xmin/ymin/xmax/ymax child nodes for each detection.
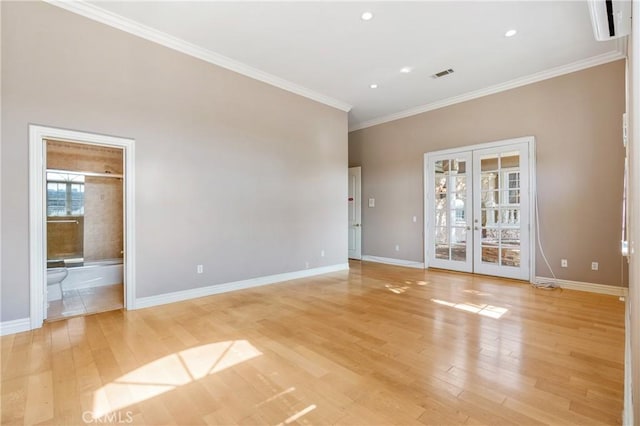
<box><xmin>427</xmin><ymin>152</ymin><xmax>473</xmax><ymax>272</ymax></box>
<box><xmin>473</xmin><ymin>143</ymin><xmax>530</xmax><ymax>280</ymax></box>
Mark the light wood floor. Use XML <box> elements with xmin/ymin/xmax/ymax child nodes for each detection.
<box><xmin>1</xmin><ymin>261</ymin><xmax>625</xmax><ymax>425</ymax></box>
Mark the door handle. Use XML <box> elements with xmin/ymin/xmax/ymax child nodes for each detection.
<box><xmin>466</xmin><ymin>226</ymin><xmax>471</xmax><ymax>231</ymax></box>
<box><xmin>354</xmin><ymin>224</ymin><xmax>361</xmax><ymax>227</ymax></box>
<box><xmin>474</xmin><ymin>226</ymin><xmax>479</xmax><ymax>231</ymax></box>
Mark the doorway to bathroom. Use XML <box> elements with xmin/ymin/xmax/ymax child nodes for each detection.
<box><xmin>45</xmin><ymin>140</ymin><xmax>125</xmax><ymax>320</ymax></box>
<box><xmin>29</xmin><ymin>126</ymin><xmax>136</xmax><ymax>329</ymax></box>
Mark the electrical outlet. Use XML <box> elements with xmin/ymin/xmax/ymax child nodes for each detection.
<box><xmin>591</xmin><ymin>262</ymin><xmax>599</xmax><ymax>271</ymax></box>
<box><xmin>197</xmin><ymin>264</ymin><xmax>204</xmax><ymax>274</ymax></box>
<box><xmin>305</xmin><ymin>261</ymin><xmax>309</xmax><ymax>269</ymax></box>
<box><xmin>395</xmin><ymin>244</ymin><xmax>400</xmax><ymax>251</ymax></box>
<box><xmin>561</xmin><ymin>259</ymin><xmax>568</xmax><ymax>268</ymax></box>
<box><xmin>412</xmin><ymin>216</ymin><xmax>417</xmax><ymax>223</ymax></box>
<box><xmin>320</xmin><ymin>250</ymin><xmax>325</xmax><ymax>257</ymax></box>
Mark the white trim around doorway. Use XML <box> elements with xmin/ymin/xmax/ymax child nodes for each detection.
<box><xmin>423</xmin><ymin>136</ymin><xmax>536</xmax><ymax>283</ymax></box>
<box><xmin>28</xmin><ymin>125</ymin><xmax>136</xmax><ymax>330</ymax></box>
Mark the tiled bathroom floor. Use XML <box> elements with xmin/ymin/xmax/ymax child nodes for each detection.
<box><xmin>47</xmin><ymin>283</ymin><xmax>123</xmax><ymax>321</ymax></box>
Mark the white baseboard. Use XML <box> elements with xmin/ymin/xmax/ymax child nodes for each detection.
<box><xmin>535</xmin><ymin>276</ymin><xmax>628</xmax><ymax>297</ymax></box>
<box><xmin>135</xmin><ymin>263</ymin><xmax>350</xmax><ymax>309</ymax></box>
<box><xmin>0</xmin><ymin>318</ymin><xmax>31</xmax><ymax>336</ymax></box>
<box><xmin>362</xmin><ymin>255</ymin><xmax>425</xmax><ymax>269</ymax></box>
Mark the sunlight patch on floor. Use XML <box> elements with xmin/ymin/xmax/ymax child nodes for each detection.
<box><xmin>462</xmin><ymin>289</ymin><xmax>492</xmax><ymax>296</ymax></box>
<box><xmin>277</xmin><ymin>404</ymin><xmax>317</xmax><ymax>425</ymax></box>
<box><xmin>256</xmin><ymin>387</ymin><xmax>296</xmax><ymax>407</ymax></box>
<box><xmin>385</xmin><ymin>278</ymin><xmax>429</xmax><ymax>293</ymax></box>
<box><xmin>431</xmin><ymin>298</ymin><xmax>508</xmax><ymax>319</ymax></box>
<box><xmin>385</xmin><ymin>283</ymin><xmax>409</xmax><ymax>294</ymax></box>
<box><xmin>91</xmin><ymin>340</ymin><xmax>262</xmax><ymax>419</ymax></box>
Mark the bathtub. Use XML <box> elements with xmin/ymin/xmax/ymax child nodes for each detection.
<box><xmin>61</xmin><ymin>258</ymin><xmax>124</xmax><ymax>290</ymax></box>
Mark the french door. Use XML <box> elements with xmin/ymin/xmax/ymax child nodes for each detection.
<box><xmin>427</xmin><ymin>151</ymin><xmax>474</xmax><ymax>273</ymax></box>
<box><xmin>425</xmin><ymin>138</ymin><xmax>533</xmax><ymax>281</ymax></box>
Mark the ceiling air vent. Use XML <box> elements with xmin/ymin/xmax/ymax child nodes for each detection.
<box><xmin>432</xmin><ymin>68</ymin><xmax>454</xmax><ymax>79</ymax></box>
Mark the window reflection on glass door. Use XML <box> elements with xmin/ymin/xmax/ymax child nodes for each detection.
<box><xmin>428</xmin><ymin>152</ymin><xmax>473</xmax><ymax>273</ymax></box>
<box><xmin>478</xmin><ymin>151</ymin><xmax>521</xmax><ymax>268</ymax></box>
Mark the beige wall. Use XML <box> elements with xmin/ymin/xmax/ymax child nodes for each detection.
<box><xmin>350</xmin><ymin>60</ymin><xmax>626</xmax><ymax>287</ymax></box>
<box><xmin>1</xmin><ymin>1</ymin><xmax>348</xmax><ymax>322</ymax></box>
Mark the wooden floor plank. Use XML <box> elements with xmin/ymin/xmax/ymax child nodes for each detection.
<box><xmin>0</xmin><ymin>261</ymin><xmax>625</xmax><ymax>425</ymax></box>
<box><xmin>23</xmin><ymin>371</ymin><xmax>53</xmax><ymax>425</ymax></box>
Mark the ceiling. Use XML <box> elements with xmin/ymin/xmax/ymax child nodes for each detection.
<box><xmin>68</xmin><ymin>1</ymin><xmax>621</xmax><ymax>130</ymax></box>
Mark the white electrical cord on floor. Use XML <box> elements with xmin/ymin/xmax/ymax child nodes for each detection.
<box><xmin>532</xmin><ymin>195</ymin><xmax>559</xmax><ymax>289</ymax></box>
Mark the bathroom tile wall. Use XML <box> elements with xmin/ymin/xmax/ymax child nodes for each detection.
<box><xmin>84</xmin><ymin>176</ymin><xmax>123</xmax><ymax>261</ymax></box>
<box><xmin>47</xmin><ymin>216</ymin><xmax>84</xmax><ymax>260</ymax></box>
<box><xmin>46</xmin><ymin>140</ymin><xmax>123</xmax><ymax>174</ymax></box>
<box><xmin>46</xmin><ymin>140</ymin><xmax>124</xmax><ymax>262</ymax></box>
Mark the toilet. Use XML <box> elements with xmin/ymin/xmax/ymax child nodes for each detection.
<box><xmin>47</xmin><ymin>268</ymin><xmax>68</xmax><ymax>302</ymax></box>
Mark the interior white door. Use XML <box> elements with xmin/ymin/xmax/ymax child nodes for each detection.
<box><xmin>472</xmin><ymin>142</ymin><xmax>530</xmax><ymax>280</ymax></box>
<box><xmin>348</xmin><ymin>167</ymin><xmax>362</xmax><ymax>260</ymax></box>
<box><xmin>426</xmin><ymin>152</ymin><xmax>473</xmax><ymax>272</ymax></box>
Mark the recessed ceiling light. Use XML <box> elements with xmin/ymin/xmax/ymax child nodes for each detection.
<box><xmin>505</xmin><ymin>29</ymin><xmax>517</xmax><ymax>37</ymax></box>
<box><xmin>369</xmin><ymin>83</ymin><xmax>378</xmax><ymax>89</ymax></box>
<box><xmin>400</xmin><ymin>66</ymin><xmax>413</xmax><ymax>74</ymax></box>
<box><xmin>361</xmin><ymin>11</ymin><xmax>374</xmax><ymax>21</ymax></box>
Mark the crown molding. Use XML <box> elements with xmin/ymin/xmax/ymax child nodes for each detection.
<box><xmin>44</xmin><ymin>0</ymin><xmax>352</xmax><ymax>113</ymax></box>
<box><xmin>349</xmin><ymin>50</ymin><xmax>626</xmax><ymax>132</ymax></box>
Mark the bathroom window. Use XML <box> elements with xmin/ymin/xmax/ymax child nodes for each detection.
<box><xmin>47</xmin><ymin>172</ymin><xmax>85</xmax><ymax>216</ymax></box>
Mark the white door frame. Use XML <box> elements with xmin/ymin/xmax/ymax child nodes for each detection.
<box><xmin>424</xmin><ymin>136</ymin><xmax>536</xmax><ymax>282</ymax></box>
<box><xmin>29</xmin><ymin>125</ymin><xmax>136</xmax><ymax>329</ymax></box>
<box><xmin>348</xmin><ymin>166</ymin><xmax>362</xmax><ymax>260</ymax></box>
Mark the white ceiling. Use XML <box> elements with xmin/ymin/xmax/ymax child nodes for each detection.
<box><xmin>72</xmin><ymin>1</ymin><xmax>621</xmax><ymax>130</ymax></box>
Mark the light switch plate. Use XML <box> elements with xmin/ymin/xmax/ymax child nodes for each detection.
<box><xmin>368</xmin><ymin>198</ymin><xmax>375</xmax><ymax>207</ymax></box>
